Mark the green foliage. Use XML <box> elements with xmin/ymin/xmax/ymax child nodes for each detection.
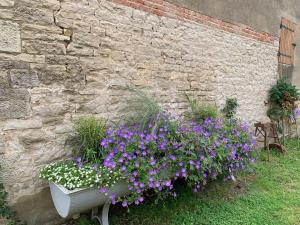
<box><xmin>222</xmin><ymin>97</ymin><xmax>238</xmax><ymax>119</ymax></box>
<box><xmin>268</xmin><ymin>79</ymin><xmax>300</xmax><ymax>120</ymax></box>
<box><xmin>0</xmin><ymin>184</ymin><xmax>14</xmax><ymax>219</ymax></box>
<box><xmin>269</xmin><ymin>79</ymin><xmax>300</xmax><ymax>106</ymax></box>
<box><xmin>267</xmin><ymin>105</ymin><xmax>284</xmax><ymax>121</ymax></box>
<box><xmin>123</xmin><ymin>88</ymin><xmax>162</xmax><ymax>131</ymax></box>
<box><xmin>185</xmin><ymin>94</ymin><xmax>219</xmax><ymax>123</ymax></box>
<box><xmin>0</xmin><ymin>168</ymin><xmax>26</xmax><ymax>225</ymax></box>
<box><xmin>74</xmin><ymin>117</ymin><xmax>107</xmax><ymax>162</ymax></box>
<box><xmin>77</xmin><ymin>217</ymin><xmax>97</xmax><ymax>225</ymax></box>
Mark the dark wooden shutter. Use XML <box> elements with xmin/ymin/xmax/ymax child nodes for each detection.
<box><xmin>278</xmin><ymin>18</ymin><xmax>297</xmax><ymax>65</ymax></box>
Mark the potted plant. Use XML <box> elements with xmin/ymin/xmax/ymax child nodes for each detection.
<box><xmin>40</xmin><ymin>117</ymin><xmax>130</xmax><ymax>225</ymax></box>
<box><xmin>40</xmin><ymin>92</ymin><xmax>257</xmax><ymax>225</ymax></box>
<box><xmin>267</xmin><ymin>79</ymin><xmax>300</xmax><ymax>144</ymax></box>
<box><xmin>40</xmin><ymin>161</ymin><xmax>128</xmax><ymax>224</ymax></box>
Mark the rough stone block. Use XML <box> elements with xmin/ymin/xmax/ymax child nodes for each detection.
<box><xmin>10</xmin><ymin>69</ymin><xmax>40</xmax><ymax>88</ymax></box>
<box><xmin>22</xmin><ymin>30</ymin><xmax>71</xmax><ymax>42</ymax></box>
<box><xmin>0</xmin><ymin>53</ymin><xmax>45</xmax><ymax>63</ymax></box>
<box><xmin>0</xmin><ymin>70</ymin><xmax>10</xmax><ymax>88</ymax></box>
<box><xmin>0</xmin><ymin>60</ymin><xmax>29</xmax><ymax>69</ymax></box>
<box><xmin>0</xmin><ymin>20</ymin><xmax>21</xmax><ymax>53</ymax></box>
<box><xmin>22</xmin><ymin>23</ymin><xmax>62</xmax><ymax>34</ymax></box>
<box><xmin>14</xmin><ymin>5</ymin><xmax>54</xmax><ymax>25</ymax></box>
<box><xmin>19</xmin><ymin>129</ymin><xmax>47</xmax><ymax>146</ymax></box>
<box><xmin>45</xmin><ymin>55</ymin><xmax>79</xmax><ymax>65</ymax></box>
<box><xmin>0</xmin><ymin>0</ymin><xmax>14</xmax><ymax>7</ymax></box>
<box><xmin>22</xmin><ymin>40</ymin><xmax>66</xmax><ymax>55</ymax></box>
<box><xmin>0</xmin><ymin>8</ymin><xmax>14</xmax><ymax>19</ymax></box>
<box><xmin>3</xmin><ymin>118</ymin><xmax>43</xmax><ymax>130</ymax></box>
<box><xmin>33</xmin><ymin>103</ymin><xmax>71</xmax><ymax>117</ymax></box>
<box><xmin>0</xmin><ymin>89</ymin><xmax>30</xmax><ymax>119</ymax></box>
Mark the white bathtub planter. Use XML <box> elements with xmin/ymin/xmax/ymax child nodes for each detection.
<box><xmin>49</xmin><ymin>181</ymin><xmax>129</xmax><ymax>225</ymax></box>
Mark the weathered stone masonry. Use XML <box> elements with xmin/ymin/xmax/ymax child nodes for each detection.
<box><xmin>0</xmin><ymin>0</ymin><xmax>278</xmax><ymax>224</ymax></box>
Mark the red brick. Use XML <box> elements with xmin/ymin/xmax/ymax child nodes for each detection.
<box><xmin>112</xmin><ymin>0</ymin><xmax>277</xmax><ymax>45</ymax></box>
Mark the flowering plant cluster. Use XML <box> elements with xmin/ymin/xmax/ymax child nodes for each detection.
<box><xmin>40</xmin><ymin>107</ymin><xmax>256</xmax><ymax>208</ymax></box>
<box><xmin>99</xmin><ymin>117</ymin><xmax>256</xmax><ymax>206</ymax></box>
<box><xmin>39</xmin><ymin>160</ymin><xmax>123</xmax><ymax>191</ymax></box>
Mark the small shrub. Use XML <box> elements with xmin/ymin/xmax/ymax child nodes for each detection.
<box><xmin>222</xmin><ymin>97</ymin><xmax>238</xmax><ymax>119</ymax></box>
<box><xmin>185</xmin><ymin>94</ymin><xmax>219</xmax><ymax>123</ymax></box>
<box><xmin>268</xmin><ymin>79</ymin><xmax>300</xmax><ymax>120</ymax></box>
<box><xmin>74</xmin><ymin>117</ymin><xmax>107</xmax><ymax>162</ymax></box>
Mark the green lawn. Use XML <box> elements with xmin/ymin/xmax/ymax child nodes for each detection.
<box><xmin>75</xmin><ymin>139</ymin><xmax>300</xmax><ymax>225</ymax></box>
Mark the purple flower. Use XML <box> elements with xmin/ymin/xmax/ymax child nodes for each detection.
<box><xmin>155</xmin><ymin>181</ymin><xmax>161</xmax><ymax>188</ymax></box>
<box><xmin>121</xmin><ymin>166</ymin><xmax>127</xmax><ymax>171</ymax></box>
<box><xmin>251</xmin><ymin>158</ymin><xmax>256</xmax><ymax>164</ymax></box>
<box><xmin>93</xmin><ymin>164</ymin><xmax>97</xmax><ymax>170</ymax></box>
<box><xmin>111</xmin><ymin>193</ymin><xmax>116</xmax><ymax>199</ymax></box>
<box><xmin>100</xmin><ymin>139</ymin><xmax>108</xmax><ymax>148</ymax></box>
<box><xmin>149</xmin><ymin>157</ymin><xmax>156</xmax><ymax>165</ymax></box>
<box><xmin>99</xmin><ymin>187</ymin><xmax>108</xmax><ymax>193</ymax></box>
<box><xmin>139</xmin><ymin>196</ymin><xmax>144</xmax><ymax>202</ymax></box>
<box><xmin>132</xmin><ymin>171</ymin><xmax>138</xmax><ymax>177</ymax></box>
<box><xmin>122</xmin><ymin>201</ymin><xmax>128</xmax><ymax>207</ymax></box>
<box><xmin>165</xmin><ymin>180</ymin><xmax>172</xmax><ymax>187</ymax></box>
<box><xmin>75</xmin><ymin>157</ymin><xmax>83</xmax><ymax>169</ymax></box>
<box><xmin>231</xmin><ymin>150</ymin><xmax>236</xmax><ymax>160</ymax></box>
<box><xmin>148</xmin><ymin>169</ymin><xmax>157</xmax><ymax>175</ymax></box>
<box><xmin>118</xmin><ymin>158</ymin><xmax>124</xmax><ymax>163</ymax></box>
<box><xmin>169</xmin><ymin>154</ymin><xmax>176</xmax><ymax>161</ymax></box>
<box><xmin>294</xmin><ymin>108</ymin><xmax>300</xmax><ymax>116</ymax></box>
<box><xmin>75</xmin><ymin>157</ymin><xmax>81</xmax><ymax>163</ymax></box>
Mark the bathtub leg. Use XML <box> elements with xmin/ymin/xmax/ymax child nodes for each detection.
<box><xmin>101</xmin><ymin>199</ymin><xmax>111</xmax><ymax>225</ymax></box>
<box><xmin>91</xmin><ymin>199</ymin><xmax>112</xmax><ymax>225</ymax></box>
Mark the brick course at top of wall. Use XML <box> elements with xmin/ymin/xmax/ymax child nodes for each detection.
<box><xmin>112</xmin><ymin>0</ymin><xmax>278</xmax><ymax>45</ymax></box>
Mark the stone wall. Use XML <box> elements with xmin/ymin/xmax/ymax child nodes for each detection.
<box><xmin>0</xmin><ymin>0</ymin><xmax>278</xmax><ymax>224</ymax></box>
